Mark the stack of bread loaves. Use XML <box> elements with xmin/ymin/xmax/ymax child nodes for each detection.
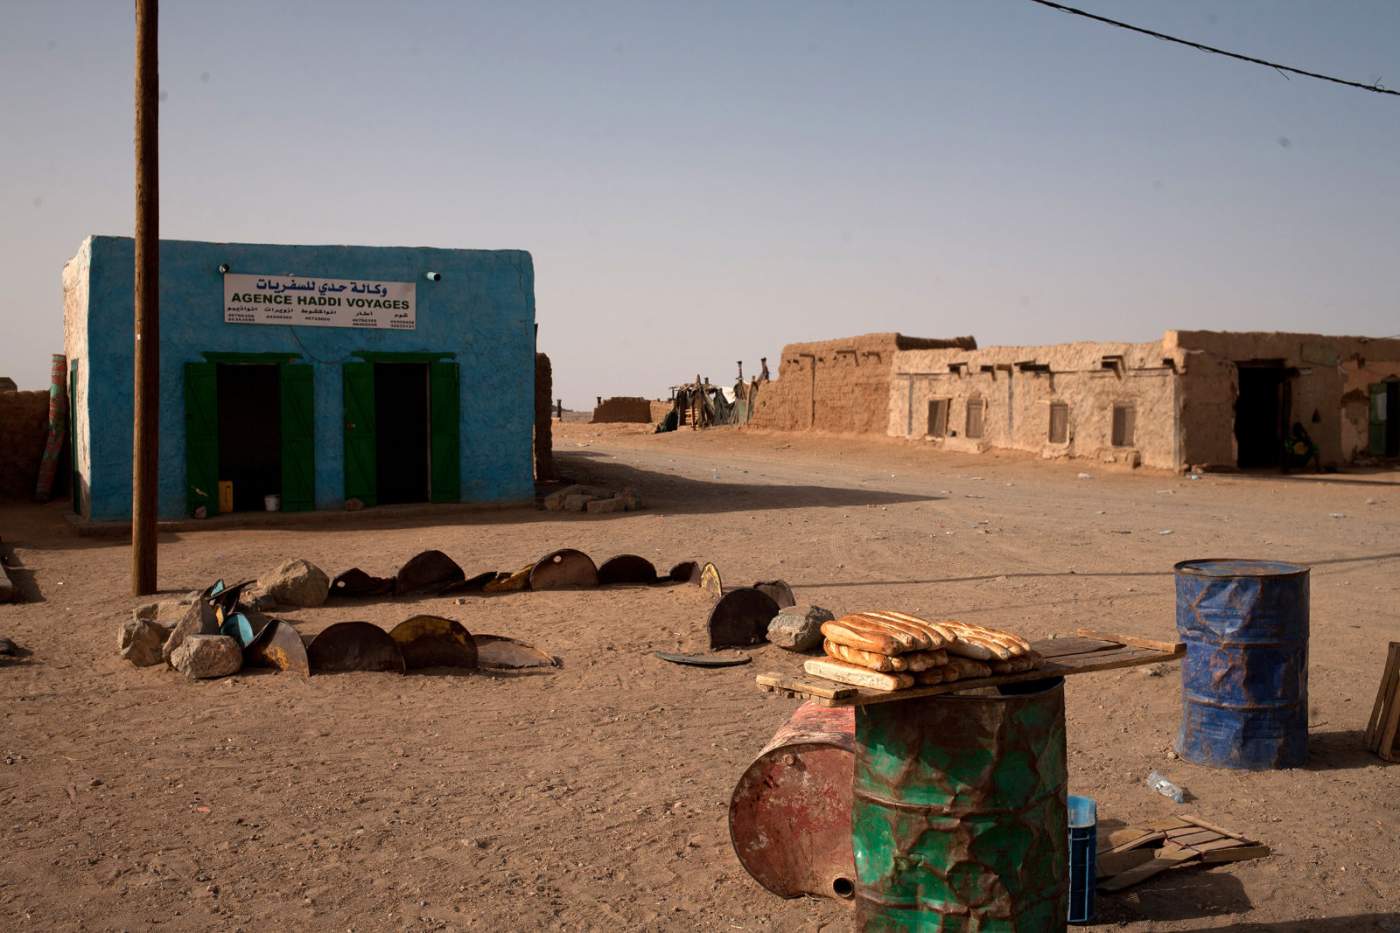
<box><xmin>803</xmin><ymin>610</ymin><xmax>1039</xmax><ymax>691</ymax></box>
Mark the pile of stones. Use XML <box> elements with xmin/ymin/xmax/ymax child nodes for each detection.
<box><xmin>118</xmin><ymin>558</ymin><xmax>330</xmax><ymax>680</ymax></box>
<box><xmin>541</xmin><ymin>484</ymin><xmax>643</xmax><ymax>514</ymax></box>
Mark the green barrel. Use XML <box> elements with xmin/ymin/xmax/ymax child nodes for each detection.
<box><xmin>852</xmin><ymin>679</ymin><xmax>1068</xmax><ymax>932</ymax></box>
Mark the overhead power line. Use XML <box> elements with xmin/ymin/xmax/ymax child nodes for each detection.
<box><xmin>1028</xmin><ymin>0</ymin><xmax>1399</xmax><ymax>97</ymax></box>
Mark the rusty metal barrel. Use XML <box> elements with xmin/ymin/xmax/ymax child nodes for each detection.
<box><xmin>1175</xmin><ymin>559</ymin><xmax>1310</xmax><ymax>770</ymax></box>
<box><xmin>852</xmin><ymin>679</ymin><xmax>1068</xmax><ymax>931</ymax></box>
<box><xmin>730</xmin><ymin>702</ymin><xmax>857</xmax><ymax>902</ymax></box>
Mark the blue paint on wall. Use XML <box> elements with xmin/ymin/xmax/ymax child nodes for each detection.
<box><xmin>74</xmin><ymin>236</ymin><xmax>535</xmax><ymax>521</ymax></box>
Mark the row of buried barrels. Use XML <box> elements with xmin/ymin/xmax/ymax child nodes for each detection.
<box><xmin>200</xmin><ymin>576</ymin><xmax>559</xmax><ymax>677</ymax></box>
<box><xmin>731</xmin><ymin>559</ymin><xmax>1312</xmax><ymax>925</ymax></box>
<box><xmin>231</xmin><ymin>612</ymin><xmax>558</xmax><ymax>677</ymax></box>
<box><xmin>330</xmin><ymin>548</ymin><xmax>721</xmax><ymax>598</ymax></box>
<box><xmin>329</xmin><ymin>547</ymin><xmax>800</xmax><ymax>650</ymax></box>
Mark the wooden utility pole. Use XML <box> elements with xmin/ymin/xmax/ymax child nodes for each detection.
<box><xmin>132</xmin><ymin>0</ymin><xmax>159</xmax><ymax>594</ymax></box>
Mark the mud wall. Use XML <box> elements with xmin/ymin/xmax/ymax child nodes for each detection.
<box><xmin>0</xmin><ymin>390</ymin><xmax>50</xmax><ymax>499</ymax></box>
<box><xmin>749</xmin><ymin>333</ymin><xmax>976</xmax><ymax>435</ymax></box>
<box><xmin>534</xmin><ymin>353</ymin><xmax>555</xmax><ymax>481</ymax></box>
<box><xmin>649</xmin><ymin>399</ymin><xmax>672</xmax><ymax>423</ymax></box>
<box><xmin>891</xmin><ymin>340</ymin><xmax>1180</xmax><ymax>468</ymax></box>
<box><xmin>591</xmin><ymin>397</ymin><xmax>654</xmax><ymax>423</ymax></box>
<box><xmin>1168</xmin><ymin>331</ymin><xmax>1400</xmax><ymax>467</ymax></box>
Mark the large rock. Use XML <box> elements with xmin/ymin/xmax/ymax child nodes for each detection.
<box><xmin>257</xmin><ymin>559</ymin><xmax>330</xmax><ymax>608</ymax></box>
<box><xmin>134</xmin><ymin>591</ymin><xmax>199</xmax><ymax>627</ymax></box>
<box><xmin>169</xmin><ymin>635</ymin><xmax>242</xmax><ymax>680</ymax></box>
<box><xmin>118</xmin><ymin>617</ymin><xmax>170</xmax><ymax>667</ymax></box>
<box><xmin>766</xmin><ymin>605</ymin><xmax>835</xmax><ymax>652</ymax></box>
<box><xmin>162</xmin><ymin>598</ymin><xmax>218</xmax><ymax>663</ymax></box>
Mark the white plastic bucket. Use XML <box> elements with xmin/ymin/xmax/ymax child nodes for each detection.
<box><xmin>264</xmin><ymin>494</ymin><xmax>281</xmax><ymax>512</ymax></box>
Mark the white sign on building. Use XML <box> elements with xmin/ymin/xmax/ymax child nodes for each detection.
<box><xmin>224</xmin><ymin>274</ymin><xmax>416</xmax><ymax>330</ymax></box>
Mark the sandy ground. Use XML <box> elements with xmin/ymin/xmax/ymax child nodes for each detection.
<box><xmin>1</xmin><ymin>421</ymin><xmax>1398</xmax><ymax>932</ymax></box>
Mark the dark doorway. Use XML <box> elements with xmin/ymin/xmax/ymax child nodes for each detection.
<box><xmin>1386</xmin><ymin>382</ymin><xmax>1400</xmax><ymax>458</ymax></box>
<box><xmin>216</xmin><ymin>364</ymin><xmax>281</xmax><ymax>511</ymax></box>
<box><xmin>1234</xmin><ymin>362</ymin><xmax>1290</xmax><ymax>469</ymax></box>
<box><xmin>374</xmin><ymin>363</ymin><xmax>429</xmax><ymax>504</ymax></box>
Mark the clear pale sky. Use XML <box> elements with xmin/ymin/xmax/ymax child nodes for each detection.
<box><xmin>3</xmin><ymin>1</ymin><xmax>1398</xmax><ymax>406</ymax></box>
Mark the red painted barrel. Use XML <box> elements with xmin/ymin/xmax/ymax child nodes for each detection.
<box><xmin>729</xmin><ymin>702</ymin><xmax>856</xmax><ymax>903</ymax></box>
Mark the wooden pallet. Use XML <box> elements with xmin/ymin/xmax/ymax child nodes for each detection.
<box><xmin>1097</xmin><ymin>815</ymin><xmax>1269</xmax><ymax>891</ymax></box>
<box><xmin>756</xmin><ymin>629</ymin><xmax>1183</xmax><ymax>708</ymax></box>
<box><xmin>1364</xmin><ymin>641</ymin><xmax>1400</xmax><ymax>762</ymax></box>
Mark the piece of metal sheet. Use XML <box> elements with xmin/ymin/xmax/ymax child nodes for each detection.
<box><xmin>458</xmin><ymin>570</ymin><xmax>499</xmax><ymax>593</ymax></box>
<box><xmin>474</xmin><ymin>634</ymin><xmax>559</xmax><ymax>670</ymax></box>
<box><xmin>655</xmin><ymin>651</ymin><xmax>751</xmax><ymax>668</ymax></box>
<box><xmin>529</xmin><ymin>549</ymin><xmax>599</xmax><ymax>590</ymax></box>
<box><xmin>394</xmin><ymin>550</ymin><xmax>467</xmax><ymax>596</ymax></box>
<box><xmin>219</xmin><ymin>612</ymin><xmax>257</xmax><ymax>647</ymax></box>
<box><xmin>388</xmin><ymin>615</ymin><xmax>477</xmax><ymax>670</ymax></box>
<box><xmin>700</xmin><ymin>562</ymin><xmax>723</xmax><ymax>600</ymax></box>
<box><xmin>730</xmin><ymin>703</ymin><xmax>856</xmax><ymax>902</ymax></box>
<box><xmin>210</xmin><ymin>579</ymin><xmax>255</xmax><ymax>618</ymax></box>
<box><xmin>329</xmin><ymin>567</ymin><xmax>395</xmax><ymax>599</ymax></box>
<box><xmin>598</xmin><ymin>554</ymin><xmax>658</xmax><ymax>586</ymax></box>
<box><xmin>707</xmin><ymin>587</ymin><xmax>780</xmax><ymax>649</ymax></box>
<box><xmin>244</xmin><ymin>620</ymin><xmax>311</xmax><ymax>675</ymax></box>
<box><xmin>483</xmin><ymin>565</ymin><xmax>532</xmax><ymax>594</ymax></box>
<box><xmin>306</xmin><ymin>621</ymin><xmax>406</xmax><ymax>674</ymax></box>
<box><xmin>753</xmin><ymin>580</ymin><xmax>796</xmax><ymax>609</ymax></box>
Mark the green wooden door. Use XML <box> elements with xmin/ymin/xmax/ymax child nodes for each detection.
<box><xmin>342</xmin><ymin>362</ymin><xmax>377</xmax><ymax>507</ymax></box>
<box><xmin>184</xmin><ymin>362</ymin><xmax>219</xmax><ymax>516</ymax></box>
<box><xmin>279</xmin><ymin>364</ymin><xmax>315</xmax><ymax>512</ymax></box>
<box><xmin>429</xmin><ymin>361</ymin><xmax>461</xmax><ymax>502</ymax></box>
<box><xmin>1370</xmin><ymin>383</ymin><xmax>1387</xmax><ymax>457</ymax></box>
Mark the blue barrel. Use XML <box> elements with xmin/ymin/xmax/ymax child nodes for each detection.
<box><xmin>1175</xmin><ymin>559</ymin><xmax>1309</xmax><ymax>770</ymax></box>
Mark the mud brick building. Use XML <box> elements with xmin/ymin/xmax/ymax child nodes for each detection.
<box><xmin>751</xmin><ymin>329</ymin><xmax>1400</xmax><ymax>471</ymax></box>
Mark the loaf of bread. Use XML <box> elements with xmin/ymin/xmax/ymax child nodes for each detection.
<box><xmin>825</xmin><ymin>640</ymin><xmax>906</xmax><ymax>672</ymax></box>
<box><xmin>804</xmin><ymin>658</ymin><xmax>915</xmax><ymax>692</ymax></box>
<box><xmin>824</xmin><ymin>640</ymin><xmax>948</xmax><ymax>673</ymax></box>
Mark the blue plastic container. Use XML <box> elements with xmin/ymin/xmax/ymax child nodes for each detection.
<box><xmin>1067</xmin><ymin>795</ymin><xmax>1096</xmax><ymax>925</ymax></box>
<box><xmin>1175</xmin><ymin>559</ymin><xmax>1310</xmax><ymax>770</ymax></box>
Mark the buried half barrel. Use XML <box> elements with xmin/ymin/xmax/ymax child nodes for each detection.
<box><xmin>729</xmin><ymin>702</ymin><xmax>857</xmax><ymax>903</ymax></box>
<box><xmin>1175</xmin><ymin>559</ymin><xmax>1310</xmax><ymax>770</ymax></box>
<box><xmin>852</xmin><ymin>679</ymin><xmax>1069</xmax><ymax>931</ymax></box>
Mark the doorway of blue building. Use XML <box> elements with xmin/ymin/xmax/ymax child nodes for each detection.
<box><xmin>342</xmin><ymin>357</ymin><xmax>460</xmax><ymax>508</ymax></box>
<box><xmin>374</xmin><ymin>363</ymin><xmax>430</xmax><ymax>504</ymax></box>
<box><xmin>184</xmin><ymin>358</ymin><xmax>315</xmax><ymax>518</ymax></box>
<box><xmin>216</xmin><ymin>364</ymin><xmax>281</xmax><ymax>511</ymax></box>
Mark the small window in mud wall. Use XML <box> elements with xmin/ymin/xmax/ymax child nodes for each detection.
<box><xmin>1048</xmin><ymin>401</ymin><xmax>1069</xmax><ymax>444</ymax></box>
<box><xmin>965</xmin><ymin>397</ymin><xmax>986</xmax><ymax>439</ymax></box>
<box><xmin>926</xmin><ymin>398</ymin><xmax>949</xmax><ymax>437</ymax></box>
<box><xmin>1112</xmin><ymin>402</ymin><xmax>1136</xmax><ymax>447</ymax></box>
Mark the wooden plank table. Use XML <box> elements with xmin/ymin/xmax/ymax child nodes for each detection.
<box><xmin>756</xmin><ymin>629</ymin><xmax>1184</xmax><ymax>707</ymax></box>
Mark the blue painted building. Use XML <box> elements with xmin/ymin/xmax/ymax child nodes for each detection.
<box><xmin>63</xmin><ymin>236</ymin><xmax>536</xmax><ymax>522</ymax></box>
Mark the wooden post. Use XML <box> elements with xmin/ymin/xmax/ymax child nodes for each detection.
<box><xmin>132</xmin><ymin>0</ymin><xmax>159</xmax><ymax>595</ymax></box>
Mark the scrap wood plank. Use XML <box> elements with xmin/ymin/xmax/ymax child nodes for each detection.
<box><xmin>1097</xmin><ymin>848</ymin><xmax>1155</xmax><ymax>880</ymax></box>
<box><xmin>1180</xmin><ymin>815</ymin><xmax>1249</xmax><ymax>841</ymax></box>
<box><xmin>757</xmin><ymin>633</ymin><xmax>1182</xmax><ymax>707</ymax></box>
<box><xmin>1100</xmin><ymin>828</ymin><xmax>1166</xmax><ymax>854</ymax></box>
<box><xmin>1076</xmin><ymin>628</ymin><xmax>1183</xmax><ymax>655</ymax></box>
<box><xmin>1099</xmin><ymin>844</ymin><xmax>1200</xmax><ymax>892</ymax></box>
<box><xmin>1201</xmin><ymin>844</ymin><xmax>1270</xmax><ymax>864</ymax></box>
<box><xmin>755</xmin><ymin>672</ymin><xmax>856</xmax><ymax>701</ymax></box>
<box><xmin>1364</xmin><ymin>642</ymin><xmax>1400</xmax><ymax>761</ymax></box>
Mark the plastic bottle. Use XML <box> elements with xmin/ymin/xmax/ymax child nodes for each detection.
<box><xmin>1146</xmin><ymin>770</ymin><xmax>1186</xmax><ymax>803</ymax></box>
